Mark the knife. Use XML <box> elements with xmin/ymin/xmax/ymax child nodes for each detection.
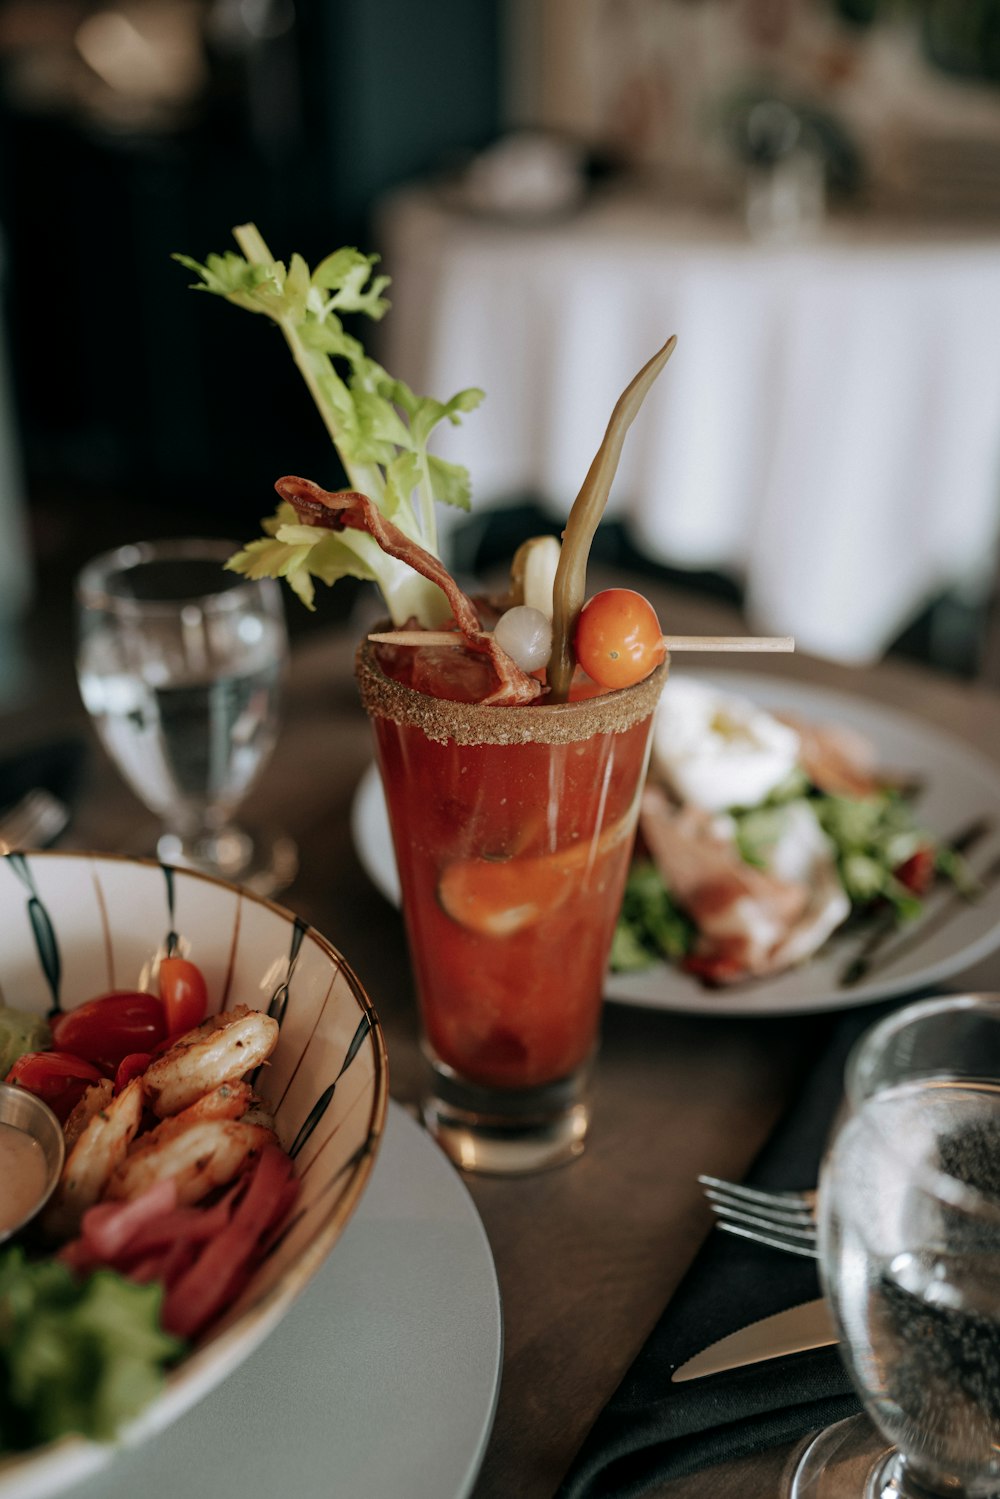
<box><xmin>671</xmin><ymin>1297</ymin><xmax>837</xmax><ymax>1383</ymax></box>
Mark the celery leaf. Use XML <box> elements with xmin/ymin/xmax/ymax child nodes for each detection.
<box><xmin>175</xmin><ymin>226</ymin><xmax>486</xmax><ymax>624</ymax></box>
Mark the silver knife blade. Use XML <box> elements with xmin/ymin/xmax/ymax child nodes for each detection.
<box><xmin>671</xmin><ymin>1297</ymin><xmax>837</xmax><ymax>1383</ymax></box>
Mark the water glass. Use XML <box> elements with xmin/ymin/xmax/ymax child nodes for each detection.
<box><xmin>75</xmin><ymin>538</ymin><xmax>295</xmax><ymax>894</ymax></box>
<box><xmin>791</xmin><ymin>994</ymin><xmax>1000</xmax><ymax>1498</ymax></box>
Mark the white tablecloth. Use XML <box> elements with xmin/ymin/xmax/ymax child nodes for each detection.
<box><xmin>375</xmin><ymin>186</ymin><xmax>1000</xmax><ymax>664</ymax></box>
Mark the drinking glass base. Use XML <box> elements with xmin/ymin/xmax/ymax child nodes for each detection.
<box><xmin>421</xmin><ymin>1055</ymin><xmax>591</xmax><ymax>1175</ymax></box>
<box><xmin>788</xmin><ymin>1416</ymin><xmax>914</xmax><ymax>1499</ymax></box>
<box><xmin>154</xmin><ymin>824</ymin><xmax>298</xmax><ymax>897</ymax></box>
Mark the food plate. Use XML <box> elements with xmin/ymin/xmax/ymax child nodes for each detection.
<box><xmin>351</xmin><ymin>672</ymin><xmax>1000</xmax><ymax>1017</ymax></box>
<box><xmin>0</xmin><ymin>851</ymin><xmax>388</xmax><ymax>1499</ymax></box>
<box><xmin>54</xmin><ymin>1102</ymin><xmax>502</xmax><ymax>1499</ymax></box>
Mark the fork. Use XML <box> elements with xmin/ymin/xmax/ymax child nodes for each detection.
<box><xmin>698</xmin><ymin>1174</ymin><xmax>818</xmax><ymax>1259</ymax></box>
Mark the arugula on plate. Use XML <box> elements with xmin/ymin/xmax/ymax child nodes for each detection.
<box><xmin>611</xmin><ymin>862</ymin><xmax>697</xmax><ymax>973</ymax></box>
<box><xmin>611</xmin><ymin>783</ymin><xmax>978</xmax><ymax>976</ymax></box>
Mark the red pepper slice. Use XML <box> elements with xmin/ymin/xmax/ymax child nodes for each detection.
<box><xmin>6</xmin><ymin>1050</ymin><xmax>104</xmax><ymax>1122</ymax></box>
<box><xmin>895</xmin><ymin>846</ymin><xmax>935</xmax><ymax>897</ymax></box>
<box><xmin>114</xmin><ymin>1052</ymin><xmax>153</xmax><ymax>1093</ymax></box>
<box><xmin>50</xmin><ymin>992</ymin><xmax>168</xmax><ymax>1076</ymax></box>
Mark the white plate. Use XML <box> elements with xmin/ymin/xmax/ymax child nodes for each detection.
<box><xmin>351</xmin><ymin>672</ymin><xmax>1000</xmax><ymax>1017</ymax></box>
<box><xmin>60</xmin><ymin>1102</ymin><xmax>502</xmax><ymax>1499</ymax></box>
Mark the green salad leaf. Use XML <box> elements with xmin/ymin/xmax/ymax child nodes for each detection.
<box><xmin>809</xmin><ymin>790</ymin><xmax>931</xmax><ymax>919</ymax></box>
<box><xmin>0</xmin><ymin>1247</ymin><xmax>182</xmax><ymax>1451</ymax></box>
<box><xmin>610</xmin><ymin>862</ymin><xmax>697</xmax><ymax>972</ymax></box>
<box><xmin>174</xmin><ymin>225</ymin><xmax>484</xmax><ymax>625</ymax></box>
<box><xmin>612</xmin><ymin>779</ymin><xmax>978</xmax><ymax>976</ymax></box>
<box><xmin>0</xmin><ymin>1004</ymin><xmax>50</xmax><ymax>1078</ymax></box>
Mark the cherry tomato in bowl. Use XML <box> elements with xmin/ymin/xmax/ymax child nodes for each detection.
<box><xmin>573</xmin><ymin>588</ymin><xmax>666</xmax><ymax>690</ymax></box>
<box><xmin>114</xmin><ymin>1051</ymin><xmax>153</xmax><ymax>1092</ymax></box>
<box><xmin>6</xmin><ymin>1051</ymin><xmax>104</xmax><ymax>1122</ymax></box>
<box><xmin>158</xmin><ymin>957</ymin><xmax>208</xmax><ymax>1036</ymax></box>
<box><xmin>50</xmin><ymin>992</ymin><xmax>167</xmax><ymax>1076</ymax></box>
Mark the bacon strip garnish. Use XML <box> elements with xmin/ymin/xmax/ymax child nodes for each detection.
<box><xmin>274</xmin><ymin>475</ymin><xmax>542</xmax><ymax>705</ymax></box>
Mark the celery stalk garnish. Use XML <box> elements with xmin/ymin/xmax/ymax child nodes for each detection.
<box><xmin>173</xmin><ymin>225</ymin><xmax>484</xmax><ymax>625</ymax></box>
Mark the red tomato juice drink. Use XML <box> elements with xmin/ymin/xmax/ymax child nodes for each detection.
<box><xmin>357</xmin><ymin>637</ymin><xmax>668</xmax><ymax>1174</ymax></box>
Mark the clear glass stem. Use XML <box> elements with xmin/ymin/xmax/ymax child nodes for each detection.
<box><xmin>875</xmin><ymin>1451</ymin><xmax>998</xmax><ymax>1499</ymax></box>
<box><xmin>156</xmin><ymin>823</ymin><xmax>255</xmax><ymax>880</ymax></box>
<box><xmin>789</xmin><ymin>1406</ymin><xmax>1000</xmax><ymax>1497</ymax></box>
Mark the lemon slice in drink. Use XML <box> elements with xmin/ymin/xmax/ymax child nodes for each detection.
<box><xmin>438</xmin><ymin>810</ymin><xmax>635</xmax><ymax>938</ymax></box>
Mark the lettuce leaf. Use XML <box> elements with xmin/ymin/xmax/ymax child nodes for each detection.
<box><xmin>0</xmin><ymin>1004</ymin><xmax>50</xmax><ymax>1078</ymax></box>
<box><xmin>0</xmin><ymin>1247</ymin><xmax>182</xmax><ymax>1451</ymax></box>
<box><xmin>611</xmin><ymin>862</ymin><xmax>697</xmax><ymax>972</ymax></box>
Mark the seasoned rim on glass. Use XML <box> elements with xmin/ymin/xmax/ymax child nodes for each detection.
<box><xmin>356</xmin><ymin>638</ymin><xmax>669</xmax><ymax>747</ymax></box>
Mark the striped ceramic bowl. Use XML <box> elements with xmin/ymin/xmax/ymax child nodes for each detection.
<box><xmin>0</xmin><ymin>850</ymin><xmax>388</xmax><ymax>1499</ymax></box>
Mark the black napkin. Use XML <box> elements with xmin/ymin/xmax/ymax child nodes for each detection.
<box><xmin>556</xmin><ymin>1006</ymin><xmax>896</xmax><ymax>1497</ymax></box>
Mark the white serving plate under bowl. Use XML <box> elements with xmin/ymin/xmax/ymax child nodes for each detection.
<box><xmin>0</xmin><ymin>850</ymin><xmax>388</xmax><ymax>1499</ymax></box>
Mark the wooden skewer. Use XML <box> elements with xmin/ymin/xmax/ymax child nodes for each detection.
<box><xmin>661</xmin><ymin>635</ymin><xmax>794</xmax><ymax>652</ymax></box>
<box><xmin>368</xmin><ymin>630</ymin><xmax>795</xmax><ymax>653</ymax></box>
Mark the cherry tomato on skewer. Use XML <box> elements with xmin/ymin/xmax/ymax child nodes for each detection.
<box><xmin>573</xmin><ymin>588</ymin><xmax>666</xmax><ymax>690</ymax></box>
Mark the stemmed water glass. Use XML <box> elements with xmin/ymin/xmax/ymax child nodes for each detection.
<box><xmin>75</xmin><ymin>538</ymin><xmax>296</xmax><ymax>895</ymax></box>
<box><xmin>790</xmin><ymin>993</ymin><xmax>1000</xmax><ymax>1498</ymax></box>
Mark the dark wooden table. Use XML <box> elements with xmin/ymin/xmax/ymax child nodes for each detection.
<box><xmin>6</xmin><ymin>576</ymin><xmax>1000</xmax><ymax>1498</ymax></box>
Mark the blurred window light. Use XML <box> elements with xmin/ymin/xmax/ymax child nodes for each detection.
<box><xmin>75</xmin><ymin>3</ymin><xmax>207</xmax><ymax>104</ymax></box>
<box><xmin>207</xmin><ymin>0</ymin><xmax>295</xmax><ymax>47</ymax></box>
<box><xmin>240</xmin><ymin>0</ymin><xmax>295</xmax><ymax>42</ymax></box>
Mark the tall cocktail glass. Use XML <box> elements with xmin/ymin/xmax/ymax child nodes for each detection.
<box><xmin>357</xmin><ymin>637</ymin><xmax>668</xmax><ymax>1175</ymax></box>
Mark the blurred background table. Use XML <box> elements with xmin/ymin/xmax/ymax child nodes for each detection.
<box><xmin>7</xmin><ymin>571</ymin><xmax>1000</xmax><ymax>1498</ymax></box>
<box><xmin>376</xmin><ymin>184</ymin><xmax>1000</xmax><ymax>666</ymax></box>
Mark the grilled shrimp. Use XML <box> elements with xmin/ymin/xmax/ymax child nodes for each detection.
<box><xmin>107</xmin><ymin>1084</ymin><xmax>273</xmax><ymax>1205</ymax></box>
<box><xmin>43</xmin><ymin>1077</ymin><xmax>144</xmax><ymax>1236</ymax></box>
<box><xmin>63</xmin><ymin>1078</ymin><xmax>114</xmax><ymax>1152</ymax></box>
<box><xmin>143</xmin><ymin>1006</ymin><xmax>279</xmax><ymax>1118</ymax></box>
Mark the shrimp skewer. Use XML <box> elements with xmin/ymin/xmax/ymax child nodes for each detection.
<box><xmin>107</xmin><ymin>1083</ymin><xmax>274</xmax><ymax>1206</ymax></box>
<box><xmin>143</xmin><ymin>1006</ymin><xmax>279</xmax><ymax>1118</ymax></box>
<box><xmin>63</xmin><ymin>1079</ymin><xmax>114</xmax><ymax>1152</ymax></box>
<box><xmin>43</xmin><ymin>1077</ymin><xmax>145</xmax><ymax>1237</ymax></box>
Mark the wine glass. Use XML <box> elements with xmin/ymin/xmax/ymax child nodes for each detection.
<box><xmin>790</xmin><ymin>993</ymin><xmax>1000</xmax><ymax>1498</ymax></box>
<box><xmin>75</xmin><ymin>538</ymin><xmax>297</xmax><ymax>895</ymax></box>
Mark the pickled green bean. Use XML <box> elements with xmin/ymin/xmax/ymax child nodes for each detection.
<box><xmin>547</xmin><ymin>336</ymin><xmax>677</xmax><ymax>702</ymax></box>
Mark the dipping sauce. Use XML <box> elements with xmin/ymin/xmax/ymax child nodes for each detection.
<box><xmin>0</xmin><ymin>1120</ymin><xmax>50</xmax><ymax>1233</ymax></box>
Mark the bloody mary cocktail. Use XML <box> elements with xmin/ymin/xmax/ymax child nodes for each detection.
<box><xmin>181</xmin><ymin>228</ymin><xmax>682</xmax><ymax>1174</ymax></box>
<box><xmin>357</xmin><ymin>637</ymin><xmax>667</xmax><ymax>1173</ymax></box>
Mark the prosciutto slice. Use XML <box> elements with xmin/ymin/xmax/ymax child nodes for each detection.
<box><xmin>274</xmin><ymin>475</ymin><xmax>542</xmax><ymax>706</ymax></box>
<box><xmin>775</xmin><ymin>715</ymin><xmax>884</xmax><ymax>798</ymax></box>
<box><xmin>639</xmin><ymin>785</ymin><xmax>848</xmax><ymax>985</ymax></box>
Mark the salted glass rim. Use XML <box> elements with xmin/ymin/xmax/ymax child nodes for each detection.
<box><xmin>356</xmin><ymin>635</ymin><xmax>669</xmax><ymax>748</ymax></box>
<box><xmin>843</xmin><ymin>992</ymin><xmax>1000</xmax><ymax>1223</ymax></box>
<box><xmin>75</xmin><ymin>538</ymin><xmax>278</xmax><ymax>617</ymax></box>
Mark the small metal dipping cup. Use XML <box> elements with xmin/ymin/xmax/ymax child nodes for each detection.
<box><xmin>0</xmin><ymin>1081</ymin><xmax>65</xmax><ymax>1243</ymax></box>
